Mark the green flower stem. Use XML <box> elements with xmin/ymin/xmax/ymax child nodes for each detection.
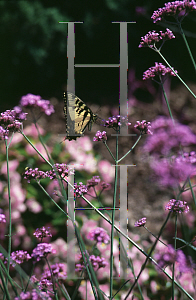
<box><xmin>109</xmin><ymin>133</ymin><xmax>118</xmax><ymax>300</ymax></box>
<box><xmin>4</xmin><ymin>139</ymin><xmax>12</xmax><ymax>298</ymax></box>
<box><xmin>0</xmin><ymin>265</ymin><xmax>11</xmax><ymax>300</ymax></box>
<box><xmin>57</xmin><ymin>283</ymin><xmax>71</xmax><ymax>300</ymax></box>
<box><xmin>143</xmin><ymin>226</ymin><xmax>168</xmax><ymax>247</ymax></box>
<box><xmin>155</xmin><ymin>47</ymin><xmax>196</xmax><ymax>99</ymax></box>
<box><xmin>160</xmin><ymin>78</ymin><xmax>175</xmax><ymax>124</ymax></box>
<box><xmin>20</xmin><ymin>131</ymin><xmax>53</xmax><ymax>168</ymax></box>
<box><xmin>117</xmin><ymin>134</ymin><xmax>142</xmax><ymax>163</ymax></box>
<box><xmin>45</xmin><ymin>257</ymin><xmax>59</xmax><ymax>300</ymax></box>
<box><xmin>172</xmin><ymin>214</ymin><xmax>178</xmax><ymax>300</ymax></box>
<box><xmin>103</xmin><ymin>141</ymin><xmax>116</xmax><ymax>161</ymax></box>
<box><xmin>178</xmin><ymin>22</ymin><xmax>196</xmax><ymax>73</ymax></box>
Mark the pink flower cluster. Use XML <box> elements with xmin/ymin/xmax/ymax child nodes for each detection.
<box><xmin>143</xmin><ymin>62</ymin><xmax>177</xmax><ymax>80</ymax></box>
<box><xmin>139</xmin><ymin>29</ymin><xmax>175</xmax><ymax>48</ymax></box>
<box><xmin>151</xmin><ymin>0</ymin><xmax>196</xmax><ymax>23</ymax></box>
<box><xmin>20</xmin><ymin>93</ymin><xmax>55</xmax><ymax>116</ymax></box>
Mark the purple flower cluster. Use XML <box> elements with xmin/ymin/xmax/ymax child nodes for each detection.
<box><xmin>9</xmin><ymin>250</ymin><xmax>31</xmax><ymax>266</ymax></box>
<box><xmin>24</xmin><ymin>167</ymin><xmax>48</xmax><ymax>183</ymax></box>
<box><xmin>24</xmin><ymin>164</ymin><xmax>69</xmax><ymax>182</ymax></box>
<box><xmin>93</xmin><ymin>130</ymin><xmax>107</xmax><ymax>142</ymax></box>
<box><xmin>76</xmin><ymin>252</ymin><xmax>108</xmax><ymax>272</ymax></box>
<box><xmin>20</xmin><ymin>93</ymin><xmax>55</xmax><ymax>116</ymax></box>
<box><xmin>15</xmin><ymin>290</ymin><xmax>53</xmax><ymax>300</ymax></box>
<box><xmin>143</xmin><ymin>62</ymin><xmax>178</xmax><ymax>80</ymax></box>
<box><xmin>87</xmin><ymin>227</ymin><xmax>110</xmax><ymax>244</ymax></box>
<box><xmin>165</xmin><ymin>199</ymin><xmax>189</xmax><ymax>213</ymax></box>
<box><xmin>33</xmin><ymin>227</ymin><xmax>52</xmax><ymax>240</ymax></box>
<box><xmin>100</xmin><ymin>182</ymin><xmax>111</xmax><ymax>190</ymax></box>
<box><xmin>134</xmin><ymin>120</ymin><xmax>152</xmax><ymax>135</ymax></box>
<box><xmin>31</xmin><ymin>243</ymin><xmax>56</xmax><ymax>262</ymax></box>
<box><xmin>73</xmin><ymin>182</ymin><xmax>88</xmax><ymax>197</ymax></box>
<box><xmin>87</xmin><ymin>176</ymin><xmax>101</xmax><ymax>188</ymax></box>
<box><xmin>41</xmin><ymin>263</ymin><xmax>67</xmax><ymax>281</ymax></box>
<box><xmin>139</xmin><ymin>29</ymin><xmax>175</xmax><ymax>48</ymax></box>
<box><xmin>0</xmin><ymin>109</ymin><xmax>27</xmax><ymax>140</ymax></box>
<box><xmin>151</xmin><ymin>0</ymin><xmax>196</xmax><ymax>23</ymax></box>
<box><xmin>103</xmin><ymin>115</ymin><xmax>131</xmax><ymax>130</ymax></box>
<box><xmin>134</xmin><ymin>217</ymin><xmax>147</xmax><ymax>227</ymax></box>
<box><xmin>143</xmin><ymin>116</ymin><xmax>196</xmax><ymax>156</ymax></box>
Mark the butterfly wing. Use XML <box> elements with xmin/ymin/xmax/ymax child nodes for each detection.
<box><xmin>63</xmin><ymin>92</ymin><xmax>97</xmax><ymax>141</ymax></box>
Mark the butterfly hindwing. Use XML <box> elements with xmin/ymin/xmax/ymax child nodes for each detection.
<box><xmin>63</xmin><ymin>92</ymin><xmax>97</xmax><ymax>141</ymax></box>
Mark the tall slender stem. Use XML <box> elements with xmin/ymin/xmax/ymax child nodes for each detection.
<box><xmin>109</xmin><ymin>132</ymin><xmax>118</xmax><ymax>299</ymax></box>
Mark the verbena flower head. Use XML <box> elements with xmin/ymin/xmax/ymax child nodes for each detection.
<box><xmin>24</xmin><ymin>167</ymin><xmax>48</xmax><ymax>183</ymax></box>
<box><xmin>151</xmin><ymin>0</ymin><xmax>196</xmax><ymax>23</ymax></box>
<box><xmin>103</xmin><ymin>115</ymin><xmax>131</xmax><ymax>130</ymax></box>
<box><xmin>165</xmin><ymin>199</ymin><xmax>189</xmax><ymax>213</ymax></box>
<box><xmin>76</xmin><ymin>251</ymin><xmax>108</xmax><ymax>272</ymax></box>
<box><xmin>93</xmin><ymin>130</ymin><xmax>107</xmax><ymax>142</ymax></box>
<box><xmin>73</xmin><ymin>182</ymin><xmax>88</xmax><ymax>197</ymax></box>
<box><xmin>33</xmin><ymin>227</ymin><xmax>52</xmax><ymax>240</ymax></box>
<box><xmin>31</xmin><ymin>243</ymin><xmax>56</xmax><ymax>262</ymax></box>
<box><xmin>9</xmin><ymin>250</ymin><xmax>31</xmax><ymax>267</ymax></box>
<box><xmin>134</xmin><ymin>120</ymin><xmax>152</xmax><ymax>135</ymax></box>
<box><xmin>134</xmin><ymin>217</ymin><xmax>147</xmax><ymax>227</ymax></box>
<box><xmin>0</xmin><ymin>109</ymin><xmax>27</xmax><ymax>139</ymax></box>
<box><xmin>31</xmin><ymin>289</ymin><xmax>53</xmax><ymax>300</ymax></box>
<box><xmin>143</xmin><ymin>62</ymin><xmax>177</xmax><ymax>80</ymax></box>
<box><xmin>87</xmin><ymin>227</ymin><xmax>110</xmax><ymax>244</ymax></box>
<box><xmin>87</xmin><ymin>176</ymin><xmax>101</xmax><ymax>188</ymax></box>
<box><xmin>46</xmin><ymin>163</ymin><xmax>69</xmax><ymax>179</ymax></box>
<box><xmin>20</xmin><ymin>93</ymin><xmax>55</xmax><ymax>115</ymax></box>
<box><xmin>139</xmin><ymin>29</ymin><xmax>175</xmax><ymax>48</ymax></box>
<box><xmin>41</xmin><ymin>263</ymin><xmax>67</xmax><ymax>281</ymax></box>
<box><xmin>143</xmin><ymin>116</ymin><xmax>196</xmax><ymax>156</ymax></box>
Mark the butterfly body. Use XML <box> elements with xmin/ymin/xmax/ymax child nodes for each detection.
<box><xmin>63</xmin><ymin>92</ymin><xmax>97</xmax><ymax>141</ymax></box>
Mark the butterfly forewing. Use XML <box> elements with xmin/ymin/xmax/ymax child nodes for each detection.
<box><xmin>63</xmin><ymin>92</ymin><xmax>97</xmax><ymax>140</ymax></box>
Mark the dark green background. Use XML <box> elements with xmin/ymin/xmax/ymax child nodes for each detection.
<box><xmin>0</xmin><ymin>0</ymin><xmax>195</xmax><ymax>111</ymax></box>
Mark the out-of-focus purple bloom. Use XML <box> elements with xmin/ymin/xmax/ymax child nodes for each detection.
<box><xmin>100</xmin><ymin>182</ymin><xmax>111</xmax><ymax>190</ymax></box>
<box><xmin>134</xmin><ymin>120</ymin><xmax>152</xmax><ymax>135</ymax></box>
<box><xmin>31</xmin><ymin>243</ymin><xmax>56</xmax><ymax>262</ymax></box>
<box><xmin>93</xmin><ymin>130</ymin><xmax>107</xmax><ymax>142</ymax></box>
<box><xmin>24</xmin><ymin>167</ymin><xmax>48</xmax><ymax>183</ymax></box>
<box><xmin>41</xmin><ymin>263</ymin><xmax>67</xmax><ymax>281</ymax></box>
<box><xmin>139</xmin><ymin>29</ymin><xmax>175</xmax><ymax>48</ymax></box>
<box><xmin>87</xmin><ymin>176</ymin><xmax>101</xmax><ymax>188</ymax></box>
<box><xmin>20</xmin><ymin>93</ymin><xmax>55</xmax><ymax>116</ymax></box>
<box><xmin>143</xmin><ymin>116</ymin><xmax>196</xmax><ymax>156</ymax></box>
<box><xmin>73</xmin><ymin>182</ymin><xmax>88</xmax><ymax>197</ymax></box>
<box><xmin>143</xmin><ymin>62</ymin><xmax>177</xmax><ymax>80</ymax></box>
<box><xmin>151</xmin><ymin>0</ymin><xmax>196</xmax><ymax>23</ymax></box>
<box><xmin>9</xmin><ymin>250</ymin><xmax>31</xmax><ymax>266</ymax></box>
<box><xmin>31</xmin><ymin>289</ymin><xmax>53</xmax><ymax>300</ymax></box>
<box><xmin>165</xmin><ymin>199</ymin><xmax>189</xmax><ymax>213</ymax></box>
<box><xmin>155</xmin><ymin>244</ymin><xmax>196</xmax><ymax>275</ymax></box>
<box><xmin>87</xmin><ymin>227</ymin><xmax>110</xmax><ymax>244</ymax></box>
<box><xmin>103</xmin><ymin>115</ymin><xmax>131</xmax><ymax>130</ymax></box>
<box><xmin>14</xmin><ymin>291</ymin><xmax>31</xmax><ymax>300</ymax></box>
<box><xmin>13</xmin><ymin>106</ymin><xmax>28</xmax><ymax>121</ymax></box>
<box><xmin>76</xmin><ymin>251</ymin><xmax>108</xmax><ymax>272</ymax></box>
<box><xmin>0</xmin><ymin>213</ymin><xmax>6</xmax><ymax>223</ymax></box>
<box><xmin>33</xmin><ymin>227</ymin><xmax>52</xmax><ymax>240</ymax></box>
<box><xmin>150</xmin><ymin>155</ymin><xmax>195</xmax><ymax>188</ymax></box>
<box><xmin>134</xmin><ymin>217</ymin><xmax>147</xmax><ymax>227</ymax></box>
